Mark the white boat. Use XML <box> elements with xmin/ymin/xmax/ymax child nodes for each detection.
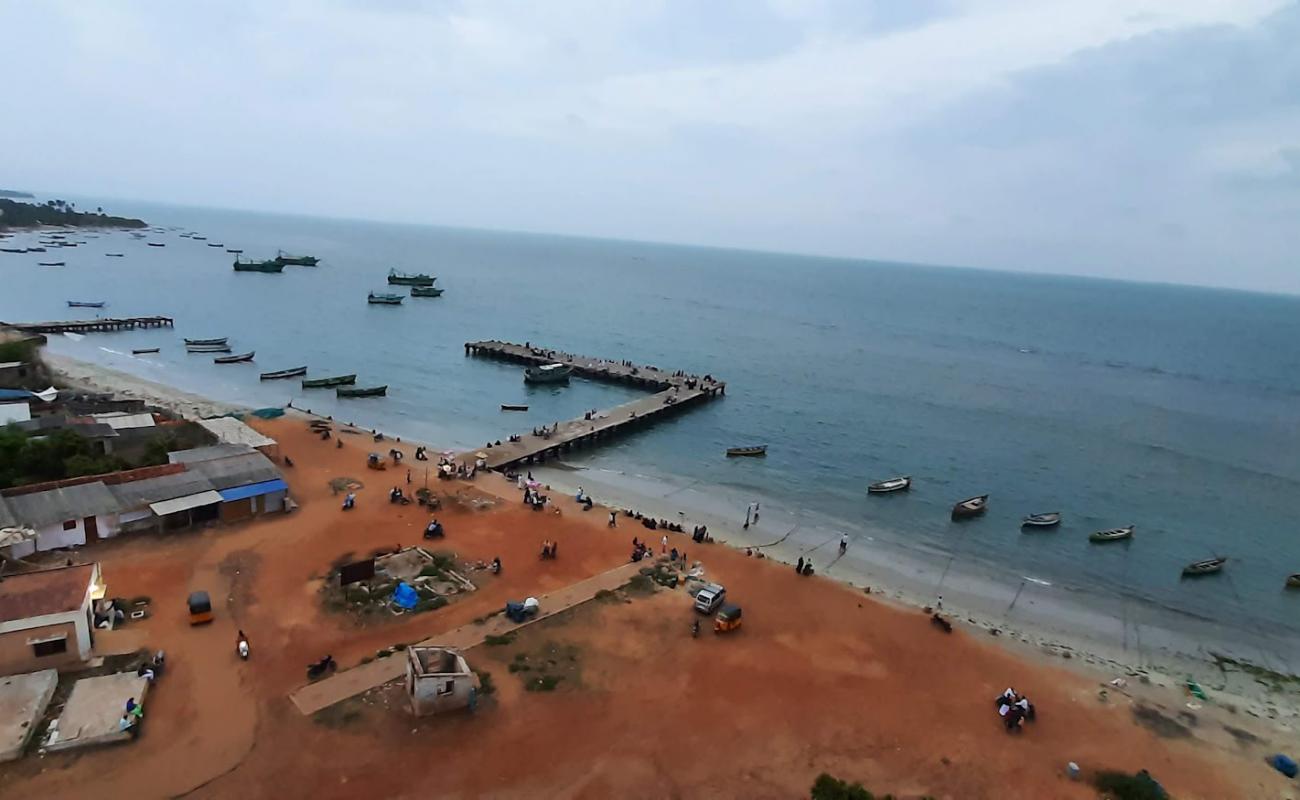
<box><xmin>524</xmin><ymin>363</ymin><xmax>573</xmax><ymax>383</ymax></box>
<box><xmin>1021</xmin><ymin>512</ymin><xmax>1061</xmax><ymax>528</ymax></box>
<box><xmin>867</xmin><ymin>476</ymin><xmax>911</xmax><ymax>494</ymax></box>
<box><xmin>1089</xmin><ymin>525</ymin><xmax>1134</xmax><ymax>543</ymax></box>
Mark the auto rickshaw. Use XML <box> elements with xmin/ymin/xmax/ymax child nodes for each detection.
<box><xmin>188</xmin><ymin>590</ymin><xmax>213</xmax><ymax>625</ymax></box>
<box><xmin>367</xmin><ymin>452</ymin><xmax>387</xmax><ymax>470</ymax></box>
<box><xmin>714</xmin><ymin>603</ymin><xmax>742</xmax><ymax>634</ymax></box>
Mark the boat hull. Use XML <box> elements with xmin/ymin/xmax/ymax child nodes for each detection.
<box><xmin>726</xmin><ymin>446</ymin><xmax>767</xmax><ymax>457</ymax></box>
<box><xmin>1089</xmin><ymin>527</ymin><xmax>1134</xmax><ymax>543</ymax></box>
<box><xmin>233</xmin><ymin>260</ymin><xmax>285</xmax><ymax>273</ymax></box>
<box><xmin>186</xmin><ymin>346</ymin><xmax>231</xmax><ymax>353</ymax></box>
<box><xmin>302</xmin><ymin>374</ymin><xmax>357</xmax><ymax>388</ymax></box>
<box><xmin>337</xmin><ymin>385</ymin><xmax>387</xmax><ymax>398</ymax></box>
<box><xmin>260</xmin><ymin>366</ymin><xmax>308</xmax><ymax>380</ymax></box>
<box><xmin>1021</xmin><ymin>513</ymin><xmax>1061</xmax><ymax>528</ymax></box>
<box><xmin>410</xmin><ymin>287</ymin><xmax>444</xmax><ymax>297</ymax></box>
<box><xmin>185</xmin><ymin>337</ymin><xmax>228</xmax><ymax>346</ymax></box>
<box><xmin>214</xmin><ymin>352</ymin><xmax>255</xmax><ymax>364</ymax></box>
<box><xmin>501</xmin><ymin>404</ymin><xmax>529</xmax><ymax>411</ymax></box>
<box><xmin>951</xmin><ymin>495</ymin><xmax>988</xmax><ymax>520</ymax></box>
<box><xmin>132</xmin><ymin>348</ymin><xmax>160</xmax><ymax>354</ymax></box>
<box><xmin>868</xmin><ymin>477</ymin><xmax>911</xmax><ymax>493</ymax></box>
<box><xmin>524</xmin><ymin>365</ymin><xmax>573</xmax><ymax>383</ymax></box>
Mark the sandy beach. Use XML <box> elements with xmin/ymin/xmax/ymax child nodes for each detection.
<box><xmin>45</xmin><ymin>351</ymin><xmax>246</xmax><ymax>419</ymax></box>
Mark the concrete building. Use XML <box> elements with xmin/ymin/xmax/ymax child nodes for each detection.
<box><xmin>405</xmin><ymin>646</ymin><xmax>478</xmax><ymax>716</ymax></box>
<box><xmin>0</xmin><ymin>483</ymin><xmax>123</xmax><ymax>557</ymax></box>
<box><xmin>170</xmin><ymin>445</ymin><xmax>288</xmax><ymax>522</ymax></box>
<box><xmin>0</xmin><ymin>564</ymin><xmax>105</xmax><ymax>676</ymax></box>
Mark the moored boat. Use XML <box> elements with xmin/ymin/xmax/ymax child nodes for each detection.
<box><xmin>207</xmin><ymin>242</ymin><xmax>223</xmax><ymax>247</ymax></box>
<box><xmin>214</xmin><ymin>351</ymin><xmax>255</xmax><ymax>364</ymax></box>
<box><xmin>0</xmin><ymin>247</ymin><xmax>26</xmax><ymax>253</ymax></box>
<box><xmin>302</xmin><ymin>374</ymin><xmax>356</xmax><ymax>388</ymax></box>
<box><xmin>132</xmin><ymin>347</ymin><xmax>160</xmax><ymax>354</ymax></box>
<box><xmin>38</xmin><ymin>261</ymin><xmax>66</xmax><ymax>267</ymax></box>
<box><xmin>106</xmin><ymin>253</ymin><xmax>125</xmax><ymax>257</ymax></box>
<box><xmin>1089</xmin><ymin>525</ymin><xmax>1134</xmax><ymax>543</ymax></box>
<box><xmin>274</xmin><ymin>250</ymin><xmax>319</xmax><ymax>266</ymax></box>
<box><xmin>410</xmin><ymin>286</ymin><xmax>444</xmax><ymax>297</ymax></box>
<box><xmin>501</xmin><ymin>403</ymin><xmax>529</xmax><ymax>411</ymax></box>
<box><xmin>1287</xmin><ymin>574</ymin><xmax>1300</xmax><ymax>589</ymax></box>
<box><xmin>337</xmin><ymin>385</ymin><xmax>387</xmax><ymax>398</ymax></box>
<box><xmin>524</xmin><ymin>363</ymin><xmax>572</xmax><ymax>383</ymax></box>
<box><xmin>1021</xmin><ymin>512</ymin><xmax>1062</xmax><ymax>528</ymax></box>
<box><xmin>725</xmin><ymin>445</ymin><xmax>767</xmax><ymax>457</ymax></box>
<box><xmin>951</xmin><ymin>495</ymin><xmax>988</xmax><ymax>520</ymax></box>
<box><xmin>867</xmin><ymin>476</ymin><xmax>911</xmax><ymax>494</ymax></box>
<box><xmin>367</xmin><ymin>292</ymin><xmax>404</xmax><ymax>305</ymax></box>
<box><xmin>233</xmin><ymin>257</ymin><xmax>285</xmax><ymax>273</ymax></box>
<box><xmin>1182</xmin><ymin>556</ymin><xmax>1226</xmax><ymax>577</ymax></box>
<box><xmin>28</xmin><ymin>247</ymin><xmax>47</xmax><ymax>252</ymax></box>
<box><xmin>227</xmin><ymin>248</ymin><xmax>243</xmax><ymax>254</ymax></box>
<box><xmin>260</xmin><ymin>366</ymin><xmax>308</xmax><ymax>380</ymax></box>
<box><xmin>147</xmin><ymin>242</ymin><xmax>165</xmax><ymax>247</ymax></box>
<box><xmin>185</xmin><ymin>337</ymin><xmax>228</xmax><ymax>346</ymax></box>
<box><xmin>387</xmin><ymin>269</ymin><xmax>435</xmax><ymax>286</ymax></box>
<box><xmin>186</xmin><ymin>344</ymin><xmax>232</xmax><ymax>353</ymax></box>
<box><xmin>67</xmin><ymin>301</ymin><xmax>106</xmax><ymax>308</ymax></box>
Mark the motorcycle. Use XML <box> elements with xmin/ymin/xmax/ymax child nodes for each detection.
<box><xmin>237</xmin><ymin>631</ymin><xmax>250</xmax><ymax>660</ymax></box>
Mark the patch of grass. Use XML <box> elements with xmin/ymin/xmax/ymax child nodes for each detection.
<box><xmin>508</xmin><ymin>662</ymin><xmax>530</xmax><ymax>673</ymax></box>
<box><xmin>414</xmin><ymin>596</ymin><xmax>448</xmax><ymax>613</ymax></box>
<box><xmin>359</xmin><ymin>656</ymin><xmax>374</xmax><ymax>665</ymax></box>
<box><xmin>474</xmin><ymin>669</ymin><xmax>495</xmax><ymax>696</ymax></box>
<box><xmin>594</xmin><ymin>588</ymin><xmax>619</xmax><ymax>603</ymax></box>
<box><xmin>1093</xmin><ymin>769</ymin><xmax>1170</xmax><ymax>800</ymax></box>
<box><xmin>312</xmin><ymin>704</ymin><xmax>363</xmax><ymax>729</ymax></box>
<box><xmin>484</xmin><ymin>633</ymin><xmax>516</xmax><ymax>647</ymax></box>
<box><xmin>623</xmin><ymin>574</ymin><xmax>655</xmax><ymax>595</ymax></box>
<box><xmin>377</xmin><ymin>648</ymin><xmax>394</xmax><ymax>659</ymax></box>
<box><xmin>429</xmin><ymin>550</ymin><xmax>457</xmax><ymax>571</ymax></box>
<box><xmin>418</xmin><ymin>565</ymin><xmax>446</xmax><ymax>579</ymax></box>
<box><xmin>524</xmin><ymin>674</ymin><xmax>561</xmax><ymax>692</ymax></box>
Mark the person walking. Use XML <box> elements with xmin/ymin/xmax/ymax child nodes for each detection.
<box><xmin>661</xmin><ymin>534</ymin><xmax>668</xmax><ymax>554</ymax></box>
<box><xmin>839</xmin><ymin>533</ymin><xmax>848</xmax><ymax>554</ymax></box>
<box><xmin>609</xmin><ymin>510</ymin><xmax>617</xmax><ymax>528</ymax></box>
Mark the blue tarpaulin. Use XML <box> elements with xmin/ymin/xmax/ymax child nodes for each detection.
<box><xmin>217</xmin><ymin>478</ymin><xmax>288</xmax><ymax>503</ymax></box>
<box><xmin>392</xmin><ymin>582</ymin><xmax>418</xmax><ymax>610</ymax></box>
<box><xmin>0</xmin><ymin>389</ymin><xmax>33</xmax><ymax>401</ymax></box>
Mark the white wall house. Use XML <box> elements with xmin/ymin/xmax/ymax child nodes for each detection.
<box><xmin>0</xmin><ymin>563</ymin><xmax>104</xmax><ymax>675</ymax></box>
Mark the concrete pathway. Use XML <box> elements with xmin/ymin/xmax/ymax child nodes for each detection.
<box><xmin>289</xmin><ymin>562</ymin><xmax>642</xmax><ymax>715</ymax></box>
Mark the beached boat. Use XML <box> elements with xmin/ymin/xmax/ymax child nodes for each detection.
<box><xmin>1182</xmin><ymin>557</ymin><xmax>1226</xmax><ymax>577</ymax></box>
<box><xmin>501</xmin><ymin>403</ymin><xmax>529</xmax><ymax>411</ymax></box>
<box><xmin>867</xmin><ymin>476</ymin><xmax>911</xmax><ymax>493</ymax></box>
<box><xmin>184</xmin><ymin>337</ymin><xmax>228</xmax><ymax>346</ymax></box>
<box><xmin>726</xmin><ymin>445</ymin><xmax>768</xmax><ymax>457</ymax></box>
<box><xmin>524</xmin><ymin>363</ymin><xmax>572</xmax><ymax>383</ymax></box>
<box><xmin>302</xmin><ymin>374</ymin><xmax>356</xmax><ymax>388</ymax></box>
<box><xmin>1287</xmin><ymin>574</ymin><xmax>1300</xmax><ymax>589</ymax></box>
<box><xmin>106</xmin><ymin>253</ymin><xmax>125</xmax><ymax>257</ymax></box>
<box><xmin>67</xmin><ymin>301</ymin><xmax>106</xmax><ymax>308</ymax></box>
<box><xmin>410</xmin><ymin>286</ymin><xmax>444</xmax><ymax>297</ymax></box>
<box><xmin>214</xmin><ymin>351</ymin><xmax>255</xmax><ymax>364</ymax></box>
<box><xmin>1089</xmin><ymin>525</ymin><xmax>1134</xmax><ymax>543</ymax></box>
<box><xmin>275</xmin><ymin>250</ymin><xmax>319</xmax><ymax>266</ymax></box>
<box><xmin>132</xmin><ymin>347</ymin><xmax>160</xmax><ymax>355</ymax></box>
<box><xmin>38</xmin><ymin>261</ymin><xmax>66</xmax><ymax>267</ymax></box>
<box><xmin>147</xmin><ymin>242</ymin><xmax>165</xmax><ymax>247</ymax></box>
<box><xmin>260</xmin><ymin>366</ymin><xmax>308</xmax><ymax>380</ymax></box>
<box><xmin>387</xmin><ymin>269</ymin><xmax>435</xmax><ymax>286</ymax></box>
<box><xmin>233</xmin><ymin>257</ymin><xmax>285</xmax><ymax>273</ymax></box>
<box><xmin>951</xmin><ymin>495</ymin><xmax>988</xmax><ymax>520</ymax></box>
<box><xmin>337</xmin><ymin>385</ymin><xmax>387</xmax><ymax>398</ymax></box>
<box><xmin>1022</xmin><ymin>512</ymin><xmax>1062</xmax><ymax>528</ymax></box>
<box><xmin>368</xmin><ymin>292</ymin><xmax>404</xmax><ymax>305</ymax></box>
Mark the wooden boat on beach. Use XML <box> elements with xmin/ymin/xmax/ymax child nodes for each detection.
<box><xmin>410</xmin><ymin>286</ymin><xmax>444</xmax><ymax>297</ymax></box>
<box><xmin>233</xmin><ymin>257</ymin><xmax>285</xmax><ymax>273</ymax></box>
<box><xmin>500</xmin><ymin>404</ymin><xmax>529</xmax><ymax>412</ymax></box>
<box><xmin>1022</xmin><ymin>512</ymin><xmax>1062</xmax><ymax>528</ymax></box>
<box><xmin>951</xmin><ymin>495</ymin><xmax>988</xmax><ymax>520</ymax></box>
<box><xmin>214</xmin><ymin>351</ymin><xmax>255</xmax><ymax>364</ymax></box>
<box><xmin>260</xmin><ymin>366</ymin><xmax>308</xmax><ymax>380</ymax></box>
<box><xmin>337</xmin><ymin>385</ymin><xmax>387</xmax><ymax>398</ymax></box>
<box><xmin>67</xmin><ymin>301</ymin><xmax>106</xmax><ymax>308</ymax></box>
<box><xmin>726</xmin><ymin>445</ymin><xmax>767</xmax><ymax>458</ymax></box>
<box><xmin>368</xmin><ymin>292</ymin><xmax>404</xmax><ymax>305</ymax></box>
<box><xmin>524</xmin><ymin>363</ymin><xmax>572</xmax><ymax>383</ymax></box>
<box><xmin>387</xmin><ymin>269</ymin><xmax>435</xmax><ymax>287</ymax></box>
<box><xmin>185</xmin><ymin>337</ymin><xmax>228</xmax><ymax>346</ymax></box>
<box><xmin>1182</xmin><ymin>557</ymin><xmax>1226</xmax><ymax>577</ymax></box>
<box><xmin>275</xmin><ymin>251</ymin><xmax>319</xmax><ymax>266</ymax></box>
<box><xmin>1089</xmin><ymin>525</ymin><xmax>1134</xmax><ymax>543</ymax></box>
<box><xmin>132</xmin><ymin>347</ymin><xmax>160</xmax><ymax>355</ymax></box>
<box><xmin>868</xmin><ymin>476</ymin><xmax>911</xmax><ymax>494</ymax></box>
<box><xmin>302</xmin><ymin>374</ymin><xmax>356</xmax><ymax>388</ymax></box>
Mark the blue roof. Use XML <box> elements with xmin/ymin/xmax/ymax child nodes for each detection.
<box><xmin>217</xmin><ymin>478</ymin><xmax>288</xmax><ymax>503</ymax></box>
<box><xmin>0</xmin><ymin>388</ymin><xmax>33</xmax><ymax>401</ymax></box>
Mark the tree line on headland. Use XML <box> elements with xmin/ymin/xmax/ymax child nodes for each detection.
<box><xmin>0</xmin><ymin>197</ymin><xmax>146</xmax><ymax>230</ymax></box>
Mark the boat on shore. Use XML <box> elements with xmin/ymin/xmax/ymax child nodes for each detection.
<box><xmin>39</xmin><ymin>261</ymin><xmax>66</xmax><ymax>267</ymax></box>
<box><xmin>501</xmin><ymin>403</ymin><xmax>529</xmax><ymax>411</ymax></box>
<box><xmin>1022</xmin><ymin>512</ymin><xmax>1062</xmax><ymax>528</ymax></box>
<box><xmin>260</xmin><ymin>366</ymin><xmax>308</xmax><ymax>380</ymax></box>
<box><xmin>524</xmin><ymin>363</ymin><xmax>572</xmax><ymax>383</ymax></box>
<box><xmin>387</xmin><ymin>269</ymin><xmax>435</xmax><ymax>286</ymax></box>
<box><xmin>367</xmin><ymin>292</ymin><xmax>404</xmax><ymax>305</ymax></box>
<box><xmin>1182</xmin><ymin>557</ymin><xmax>1226</xmax><ymax>577</ymax></box>
<box><xmin>302</xmin><ymin>374</ymin><xmax>356</xmax><ymax>388</ymax></box>
<box><xmin>337</xmin><ymin>385</ymin><xmax>387</xmax><ymax>398</ymax></box>
<box><xmin>132</xmin><ymin>347</ymin><xmax>160</xmax><ymax>355</ymax></box>
<box><xmin>726</xmin><ymin>445</ymin><xmax>768</xmax><ymax>457</ymax></box>
<box><xmin>1089</xmin><ymin>525</ymin><xmax>1134</xmax><ymax>543</ymax></box>
<box><xmin>185</xmin><ymin>337</ymin><xmax>228</xmax><ymax>346</ymax></box>
<box><xmin>951</xmin><ymin>495</ymin><xmax>988</xmax><ymax>520</ymax></box>
<box><xmin>233</xmin><ymin>257</ymin><xmax>285</xmax><ymax>273</ymax></box>
<box><xmin>67</xmin><ymin>301</ymin><xmax>106</xmax><ymax>308</ymax></box>
<box><xmin>410</xmin><ymin>286</ymin><xmax>444</xmax><ymax>297</ymax></box>
<box><xmin>867</xmin><ymin>476</ymin><xmax>911</xmax><ymax>494</ymax></box>
<box><xmin>275</xmin><ymin>250</ymin><xmax>319</xmax><ymax>266</ymax></box>
<box><xmin>214</xmin><ymin>351</ymin><xmax>255</xmax><ymax>364</ymax></box>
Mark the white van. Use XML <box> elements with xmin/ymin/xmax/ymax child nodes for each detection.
<box><xmin>694</xmin><ymin>583</ymin><xmax>726</xmax><ymax>614</ymax></box>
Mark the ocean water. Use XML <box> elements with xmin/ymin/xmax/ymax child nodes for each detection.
<box><xmin>4</xmin><ymin>196</ymin><xmax>1300</xmax><ymax>640</ymax></box>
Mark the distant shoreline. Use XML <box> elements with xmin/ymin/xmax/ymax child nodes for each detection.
<box><xmin>0</xmin><ymin>188</ymin><xmax>35</xmax><ymax>199</ymax></box>
<box><xmin>0</xmin><ymin>197</ymin><xmax>146</xmax><ymax>230</ymax></box>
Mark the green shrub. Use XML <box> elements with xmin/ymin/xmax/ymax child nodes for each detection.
<box><xmin>508</xmin><ymin>662</ymin><xmax>530</xmax><ymax>673</ymax></box>
<box><xmin>524</xmin><ymin>674</ymin><xmax>561</xmax><ymax>692</ymax></box>
<box><xmin>1093</xmin><ymin>770</ymin><xmax>1169</xmax><ymax>800</ymax></box>
<box><xmin>484</xmin><ymin>633</ymin><xmax>515</xmax><ymax>646</ymax></box>
<box><xmin>474</xmin><ymin>669</ymin><xmax>495</xmax><ymax>696</ymax></box>
<box><xmin>811</xmin><ymin>773</ymin><xmax>875</xmax><ymax>800</ymax></box>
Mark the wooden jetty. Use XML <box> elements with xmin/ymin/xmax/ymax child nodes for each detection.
<box><xmin>1</xmin><ymin>316</ymin><xmax>174</xmax><ymax>335</ymax></box>
<box><xmin>461</xmin><ymin>340</ymin><xmax>725</xmax><ymax>471</ymax></box>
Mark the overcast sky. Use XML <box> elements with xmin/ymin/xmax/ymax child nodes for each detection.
<box><xmin>3</xmin><ymin>1</ymin><xmax>1298</xmax><ymax>293</ymax></box>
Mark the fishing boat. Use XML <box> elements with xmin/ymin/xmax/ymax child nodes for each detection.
<box><xmin>867</xmin><ymin>476</ymin><xmax>911</xmax><ymax>494</ymax></box>
<box><xmin>524</xmin><ymin>363</ymin><xmax>572</xmax><ymax>383</ymax></box>
<box><xmin>368</xmin><ymin>292</ymin><xmax>404</xmax><ymax>305</ymax></box>
<box><xmin>28</xmin><ymin>247</ymin><xmax>47</xmax><ymax>252</ymax></box>
<box><xmin>387</xmin><ymin>269</ymin><xmax>435</xmax><ymax>286</ymax></box>
<box><xmin>38</xmin><ymin>261</ymin><xmax>66</xmax><ymax>267</ymax></box>
<box><xmin>302</xmin><ymin>374</ymin><xmax>356</xmax><ymax>388</ymax></box>
<box><xmin>0</xmin><ymin>247</ymin><xmax>26</xmax><ymax>253</ymax></box>
<box><xmin>193</xmin><ymin>236</ymin><xmax>207</xmax><ymax>241</ymax></box>
<box><xmin>1022</xmin><ymin>512</ymin><xmax>1062</xmax><ymax>528</ymax></box>
<box><xmin>410</xmin><ymin>286</ymin><xmax>444</xmax><ymax>297</ymax></box>
<box><xmin>106</xmin><ymin>253</ymin><xmax>125</xmax><ymax>257</ymax></box>
<box><xmin>147</xmin><ymin>242</ymin><xmax>165</xmax><ymax>247</ymax></box>
<box><xmin>275</xmin><ymin>250</ymin><xmax>319</xmax><ymax>266</ymax></box>
<box><xmin>337</xmin><ymin>385</ymin><xmax>387</xmax><ymax>398</ymax></box>
<box><xmin>67</xmin><ymin>301</ymin><xmax>106</xmax><ymax>308</ymax></box>
<box><xmin>951</xmin><ymin>495</ymin><xmax>988</xmax><ymax>520</ymax></box>
<box><xmin>725</xmin><ymin>445</ymin><xmax>768</xmax><ymax>457</ymax></box>
<box><xmin>184</xmin><ymin>337</ymin><xmax>228</xmax><ymax>346</ymax></box>
<box><xmin>132</xmin><ymin>347</ymin><xmax>160</xmax><ymax>355</ymax></box>
<box><xmin>500</xmin><ymin>403</ymin><xmax>529</xmax><ymax>412</ymax></box>
<box><xmin>1287</xmin><ymin>574</ymin><xmax>1300</xmax><ymax>589</ymax></box>
<box><xmin>233</xmin><ymin>257</ymin><xmax>285</xmax><ymax>273</ymax></box>
<box><xmin>260</xmin><ymin>366</ymin><xmax>308</xmax><ymax>380</ymax></box>
<box><xmin>227</xmin><ymin>248</ymin><xmax>243</xmax><ymax>254</ymax></box>
<box><xmin>1089</xmin><ymin>525</ymin><xmax>1134</xmax><ymax>543</ymax></box>
<box><xmin>214</xmin><ymin>351</ymin><xmax>255</xmax><ymax>364</ymax></box>
<box><xmin>1182</xmin><ymin>557</ymin><xmax>1226</xmax><ymax>577</ymax></box>
<box><xmin>207</xmin><ymin>242</ymin><xmax>223</xmax><ymax>247</ymax></box>
<box><xmin>187</xmin><ymin>345</ymin><xmax>232</xmax><ymax>353</ymax></box>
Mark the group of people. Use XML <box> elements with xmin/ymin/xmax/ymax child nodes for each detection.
<box><xmin>531</xmin><ymin>423</ymin><xmax>560</xmax><ymax>440</ymax></box>
<box><xmin>522</xmin><ymin>486</ymin><xmax>550</xmax><ymax>510</ymax></box>
<box><xmin>995</xmin><ymin>687</ymin><xmax>1036</xmax><ymax>732</ymax></box>
<box><xmin>423</xmin><ymin>519</ymin><xmax>444</xmax><ymax>539</ymax></box>
<box><xmin>539</xmin><ymin>540</ymin><xmax>559</xmax><ymax>560</ymax></box>
<box><xmin>388</xmin><ymin>486</ymin><xmax>411</xmax><ymax>504</ymax></box>
<box><xmin>119</xmin><ymin>693</ymin><xmax>146</xmax><ymax>734</ymax></box>
<box><xmin>413</xmin><ymin>445</ymin><xmax>429</xmax><ymax>461</ymax></box>
<box><xmin>581</xmin><ymin>408</ymin><xmax>599</xmax><ymax>421</ymax></box>
<box><xmin>794</xmin><ymin>556</ymin><xmax>815</xmax><ymax>576</ymax></box>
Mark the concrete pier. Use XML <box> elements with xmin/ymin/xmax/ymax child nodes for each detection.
<box><xmin>2</xmin><ymin>316</ymin><xmax>174</xmax><ymax>335</ymax></box>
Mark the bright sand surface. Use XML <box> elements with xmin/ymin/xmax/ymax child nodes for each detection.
<box><xmin>0</xmin><ymin>393</ymin><xmax>1294</xmax><ymax>798</ymax></box>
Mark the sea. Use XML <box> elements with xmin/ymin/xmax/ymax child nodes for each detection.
<box><xmin>4</xmin><ymin>195</ymin><xmax>1300</xmax><ymax>654</ymax></box>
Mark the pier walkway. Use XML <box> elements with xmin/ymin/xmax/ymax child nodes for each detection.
<box><xmin>1</xmin><ymin>316</ymin><xmax>174</xmax><ymax>335</ymax></box>
<box><xmin>462</xmin><ymin>340</ymin><xmax>725</xmax><ymax>471</ymax></box>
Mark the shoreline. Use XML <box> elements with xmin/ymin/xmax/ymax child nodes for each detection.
<box><xmin>44</xmin><ymin>351</ymin><xmax>247</xmax><ymax>420</ymax></box>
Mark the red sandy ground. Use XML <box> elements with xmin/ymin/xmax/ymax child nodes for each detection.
<box><xmin>0</xmin><ymin>418</ymin><xmax>1282</xmax><ymax>799</ymax></box>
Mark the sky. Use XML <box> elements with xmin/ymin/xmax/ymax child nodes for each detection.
<box><xmin>2</xmin><ymin>0</ymin><xmax>1298</xmax><ymax>293</ymax></box>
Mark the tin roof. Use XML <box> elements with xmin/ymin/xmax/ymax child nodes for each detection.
<box><xmin>187</xmin><ymin>452</ymin><xmax>281</xmax><ymax>491</ymax></box>
<box><xmin>196</xmin><ymin>417</ymin><xmax>276</xmax><ymax>449</ymax></box>
<box><xmin>3</xmin><ymin>482</ymin><xmax>123</xmax><ymax>528</ymax></box>
<box><xmin>168</xmin><ymin>443</ymin><xmax>256</xmax><ymax>465</ymax></box>
<box><xmin>110</xmin><ymin>472</ymin><xmax>217</xmax><ymax>508</ymax></box>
